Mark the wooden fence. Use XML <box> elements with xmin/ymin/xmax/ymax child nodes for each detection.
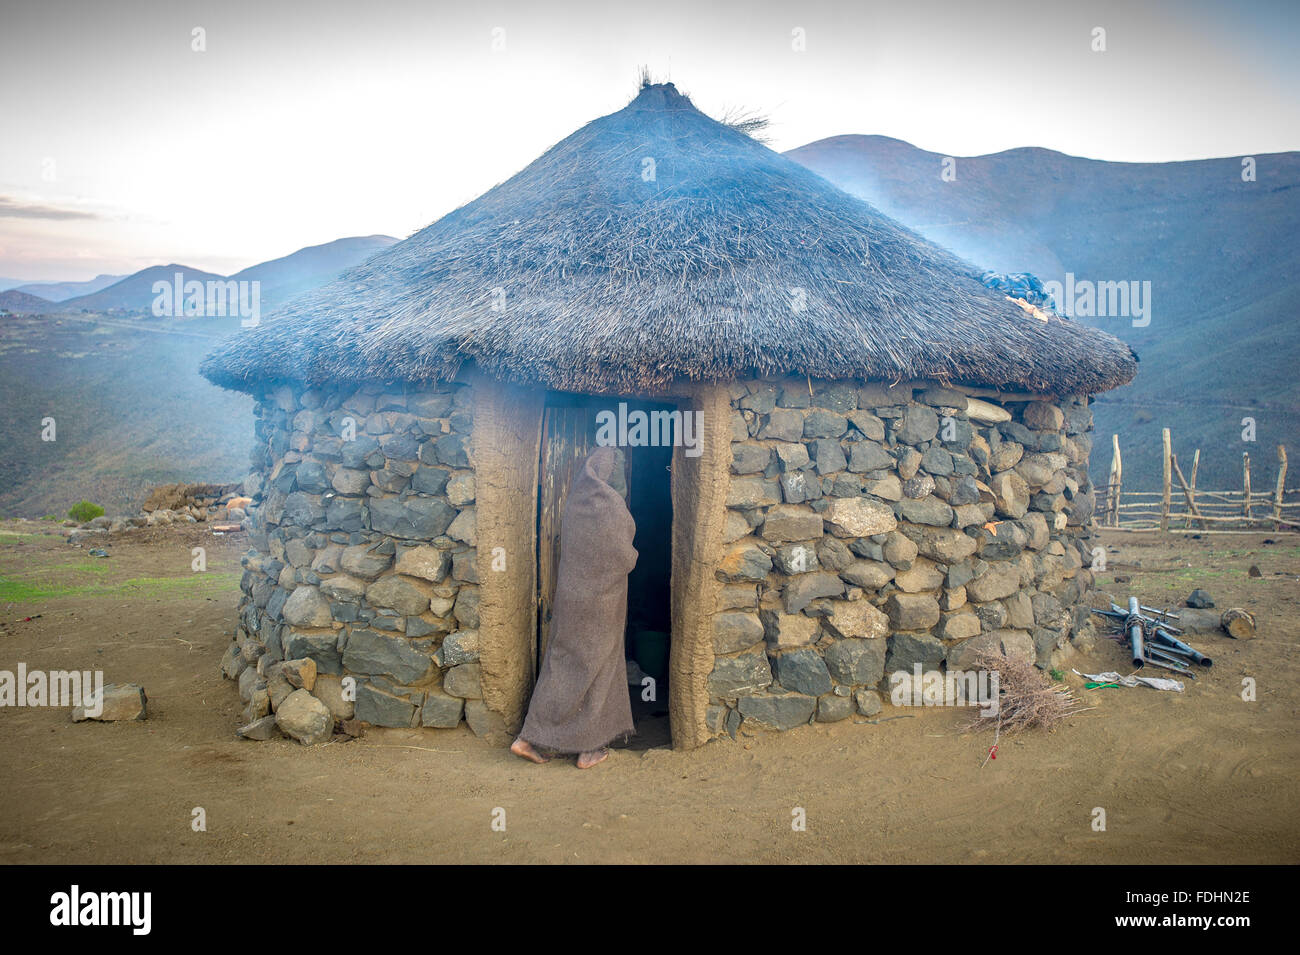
<box><xmin>1098</xmin><ymin>430</ymin><xmax>1299</xmax><ymax>532</ymax></box>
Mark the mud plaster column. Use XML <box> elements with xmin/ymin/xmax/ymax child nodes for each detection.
<box><xmin>471</xmin><ymin>372</ymin><xmax>544</xmax><ymax>737</ymax></box>
<box><xmin>669</xmin><ymin>382</ymin><xmax>732</xmax><ymax>749</ymax></box>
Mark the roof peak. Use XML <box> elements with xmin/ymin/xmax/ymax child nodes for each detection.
<box><xmin>630</xmin><ymin>81</ymin><xmax>693</xmax><ymax>110</ymax></box>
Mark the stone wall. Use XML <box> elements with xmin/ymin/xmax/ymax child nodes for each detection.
<box><xmin>220</xmin><ymin>379</ymin><xmax>493</xmax><ymax>738</ymax></box>
<box><xmin>705</xmin><ymin>378</ymin><xmax>1097</xmax><ymax>737</ymax></box>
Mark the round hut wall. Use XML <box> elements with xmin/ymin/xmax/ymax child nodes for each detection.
<box><xmin>222</xmin><ymin>371</ymin><xmax>1099</xmax><ymax>747</ymax></box>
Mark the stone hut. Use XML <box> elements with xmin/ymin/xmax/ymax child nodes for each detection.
<box><xmin>201</xmin><ymin>82</ymin><xmax>1137</xmax><ymax>748</ymax></box>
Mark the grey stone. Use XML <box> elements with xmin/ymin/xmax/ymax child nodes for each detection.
<box><xmin>772</xmin><ymin>649</ymin><xmax>833</xmax><ymax>696</ymax></box>
<box><xmin>713</xmin><ymin>612</ymin><xmax>765</xmax><ymax>654</ymax></box>
<box><xmin>848</xmin><ymin>442</ymin><xmax>895</xmax><ymax>473</ymax></box>
<box><xmin>761</xmin><ymin>611</ymin><xmax>820</xmax><ymax>648</ymax></box>
<box><xmin>443</xmin><ymin>662</ymin><xmax>483</xmax><ymax>699</ymax></box>
<box><xmin>946</xmin><ymin>629</ymin><xmax>1035</xmax><ymax>668</ymax></box>
<box><xmin>758</xmin><ymin>408</ymin><xmax>804</xmax><ymax>442</ymax></box>
<box><xmin>717</xmin><ymin>544</ymin><xmax>772</xmax><ymax>583</ymax></box>
<box><xmin>340</xmin><ymin>543</ymin><xmax>392</xmax><ymax>579</ymax></box>
<box><xmin>902</xmin><ymin>473</ymin><xmax>935</xmax><ymax>499</ymax></box>
<box><xmin>421</xmin><ymin>688</ymin><xmax>465</xmax><ymax>728</ymax></box>
<box><xmin>237</xmin><ymin>715</ymin><xmax>282</xmax><ymax>741</ymax></box>
<box><xmin>707</xmin><ymin>649</ymin><xmax>773</xmax><ymax>698</ymax></box>
<box><xmin>920</xmin><ymin>446</ymin><xmax>953</xmax><ymax>476</ymax></box>
<box><xmin>436</xmin><ymin>629</ymin><xmax>480</xmax><ymax>666</ymax></box>
<box><xmin>824</xmin><ymin>638</ymin><xmax>886</xmax><ymax>685</ymax></box>
<box><xmin>731</xmin><ymin>443</ymin><xmax>772</xmax><ymax>474</ymax></box>
<box><xmin>884</xmin><ymin>632</ymin><xmax>946</xmax><ymax>676</ymax></box>
<box><xmin>394</xmin><ymin>545</ymin><xmax>451</xmax><ymax>582</ymax></box>
<box><xmin>804</xmin><ymin>410</ymin><xmax>848</xmax><ymax>438</ymax></box>
<box><xmin>726</xmin><ymin>477</ymin><xmax>782</xmax><ymax>509</ymax></box>
<box><xmin>966</xmin><ymin>561</ymin><xmax>1021</xmax><ymax>602</ymax></box>
<box><xmin>783</xmin><ymin>572</ymin><xmax>845</xmax><ymax>613</ymax></box>
<box><xmin>71</xmin><ymin>683</ymin><xmax>148</xmax><ymax>722</ymax></box>
<box><xmin>854</xmin><ymin>689</ymin><xmax>882</xmax><ymax>716</ymax></box>
<box><xmin>825</xmin><ymin>497</ymin><xmax>897</xmax><ymax>537</ymax></box>
<box><xmin>761</xmin><ymin>505</ymin><xmax>823</xmax><ymax>542</ymax></box>
<box><xmin>276</xmin><ymin>689</ymin><xmax>335</xmax><ymax>743</ymax></box>
<box><xmin>816</xmin><ymin>693</ymin><xmax>854</xmax><ymax>722</ymax></box>
<box><xmin>899</xmin><ymin>497</ymin><xmax>954</xmax><ymax>526</ymax></box>
<box><xmin>284</xmin><ymin>631</ymin><xmax>342</xmax><ymax>675</ymax></box>
<box><xmin>342</xmin><ymin>629</ymin><xmax>433</xmax><ymax>684</ymax></box>
<box><xmin>446</xmin><ymin>507</ymin><xmax>477</xmax><ymax>545</ymax></box>
<box><xmin>840</xmin><ymin>559</ymin><xmax>894</xmax><ymax>590</ymax></box>
<box><xmin>282</xmin><ymin>585</ymin><xmax>332</xmax><ymax>627</ymax></box>
<box><xmin>810</xmin><ymin>439</ymin><xmax>847</xmax><ymax>474</ymax></box>
<box><xmin>411</xmin><ymin>466</ymin><xmax>451</xmax><ymax>495</ymax></box>
<box><xmin>896</xmin><ymin>405</ymin><xmax>940</xmax><ymax>444</ymax></box>
<box><xmin>366</xmin><ymin>574</ymin><xmax>430</xmax><ymax>615</ymax></box>
<box><xmin>464</xmin><ymin>700</ymin><xmax>511</xmax><ymax>742</ymax></box>
<box><xmin>369</xmin><ymin>497</ymin><xmax>456</xmax><ymax>540</ymax></box>
<box><xmin>738</xmin><ymin>693</ymin><xmax>816</xmax><ymax>730</ymax></box>
<box><xmin>886</xmin><ymin>593</ymin><xmax>940</xmax><ymax>630</ymax></box>
<box><xmin>354</xmin><ymin>683</ymin><xmax>418</xmax><ymax>728</ymax></box>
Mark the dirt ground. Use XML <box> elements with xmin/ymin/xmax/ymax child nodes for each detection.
<box><xmin>0</xmin><ymin>518</ymin><xmax>1296</xmax><ymax>864</ymax></box>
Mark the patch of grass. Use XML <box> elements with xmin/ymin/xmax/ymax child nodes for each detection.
<box><xmin>0</xmin><ymin>571</ymin><xmax>240</xmax><ymax>605</ymax></box>
<box><xmin>1049</xmin><ymin>668</ymin><xmax>1065</xmax><ymax>682</ymax></box>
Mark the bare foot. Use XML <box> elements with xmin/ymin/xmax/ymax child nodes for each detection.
<box><xmin>576</xmin><ymin>747</ymin><xmax>609</xmax><ymax>769</ymax></box>
<box><xmin>511</xmin><ymin>737</ymin><xmax>549</xmax><ymax>764</ymax></box>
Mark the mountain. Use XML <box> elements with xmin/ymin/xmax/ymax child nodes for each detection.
<box><xmin>0</xmin><ymin>277</ymin><xmax>31</xmax><ymax>291</ymax></box>
<box><xmin>0</xmin><ymin>289</ymin><xmax>55</xmax><ymax>314</ymax></box>
<box><xmin>229</xmin><ymin>235</ymin><xmax>397</xmax><ymax>308</ymax></box>
<box><xmin>787</xmin><ymin>135</ymin><xmax>1300</xmax><ymax>491</ymax></box>
<box><xmin>60</xmin><ymin>264</ymin><xmax>227</xmax><ymax>313</ymax></box>
<box><xmin>0</xmin><ymin>234</ymin><xmax>397</xmax><ymax>515</ymax></box>
<box><xmin>55</xmin><ymin>236</ymin><xmax>398</xmax><ymax>315</ymax></box>
<box><xmin>13</xmin><ymin>273</ymin><xmax>125</xmax><ymax>302</ymax></box>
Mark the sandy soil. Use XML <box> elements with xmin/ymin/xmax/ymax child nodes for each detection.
<box><xmin>0</xmin><ymin>519</ymin><xmax>1296</xmax><ymax>864</ymax></box>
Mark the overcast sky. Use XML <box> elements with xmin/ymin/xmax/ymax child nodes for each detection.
<box><xmin>2</xmin><ymin>0</ymin><xmax>1297</xmax><ymax>281</ymax></box>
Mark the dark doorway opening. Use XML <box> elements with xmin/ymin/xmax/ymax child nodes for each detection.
<box><xmin>536</xmin><ymin>392</ymin><xmax>675</xmax><ymax>750</ymax></box>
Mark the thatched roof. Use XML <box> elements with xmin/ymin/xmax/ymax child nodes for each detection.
<box><xmin>202</xmin><ymin>82</ymin><xmax>1137</xmax><ymax>397</ymax></box>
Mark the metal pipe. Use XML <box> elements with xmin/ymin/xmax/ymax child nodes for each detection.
<box><xmin>1142</xmin><ymin>650</ymin><xmax>1196</xmax><ymax>678</ymax></box>
<box><xmin>1127</xmin><ymin>596</ymin><xmax>1145</xmax><ymax>668</ymax></box>
<box><xmin>1151</xmin><ymin>627</ymin><xmax>1213</xmax><ymax>667</ymax></box>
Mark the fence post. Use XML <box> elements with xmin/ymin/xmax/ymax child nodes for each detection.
<box><xmin>1161</xmin><ymin>428</ymin><xmax>1172</xmax><ymax>532</ymax></box>
<box><xmin>1110</xmin><ymin>434</ymin><xmax>1123</xmax><ymax>527</ymax></box>
<box><xmin>1243</xmin><ymin>452</ymin><xmax>1252</xmax><ymax>520</ymax></box>
<box><xmin>1275</xmin><ymin>445</ymin><xmax>1289</xmax><ymax>531</ymax></box>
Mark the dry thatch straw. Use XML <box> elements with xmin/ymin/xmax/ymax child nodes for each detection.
<box><xmin>964</xmin><ymin>649</ymin><xmax>1084</xmax><ymax>736</ymax></box>
<box><xmin>201</xmin><ymin>82</ymin><xmax>1139</xmax><ymax>398</ymax></box>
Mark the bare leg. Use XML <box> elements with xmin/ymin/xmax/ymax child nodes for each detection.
<box><xmin>511</xmin><ymin>737</ymin><xmax>550</xmax><ymax>764</ymax></box>
<box><xmin>576</xmin><ymin>747</ymin><xmax>609</xmax><ymax>769</ymax></box>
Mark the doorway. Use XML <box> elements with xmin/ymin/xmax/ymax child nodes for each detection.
<box><xmin>536</xmin><ymin>392</ymin><xmax>675</xmax><ymax>749</ymax></box>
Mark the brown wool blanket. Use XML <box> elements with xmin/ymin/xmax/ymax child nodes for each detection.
<box><xmin>520</xmin><ymin>447</ymin><xmax>638</xmax><ymax>752</ymax></box>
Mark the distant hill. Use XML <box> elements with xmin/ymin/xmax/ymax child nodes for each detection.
<box><xmin>61</xmin><ymin>264</ymin><xmax>226</xmax><ymax>313</ymax></box>
<box><xmin>230</xmin><ymin>235</ymin><xmax>397</xmax><ymax>308</ymax></box>
<box><xmin>787</xmin><ymin>135</ymin><xmax>1300</xmax><ymax>491</ymax></box>
<box><xmin>0</xmin><ymin>289</ymin><xmax>55</xmax><ymax>314</ymax></box>
<box><xmin>55</xmin><ymin>236</ymin><xmax>397</xmax><ymax>315</ymax></box>
<box><xmin>13</xmin><ymin>273</ymin><xmax>124</xmax><ymax>302</ymax></box>
<box><xmin>0</xmin><ymin>233</ymin><xmax>398</xmax><ymax>515</ymax></box>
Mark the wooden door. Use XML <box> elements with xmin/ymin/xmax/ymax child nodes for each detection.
<box><xmin>535</xmin><ymin>396</ymin><xmax>637</xmax><ymax>671</ymax></box>
<box><xmin>537</xmin><ymin>403</ymin><xmax>594</xmax><ymax>669</ymax></box>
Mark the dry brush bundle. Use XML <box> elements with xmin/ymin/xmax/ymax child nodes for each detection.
<box><xmin>964</xmin><ymin>649</ymin><xmax>1084</xmax><ymax>735</ymax></box>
